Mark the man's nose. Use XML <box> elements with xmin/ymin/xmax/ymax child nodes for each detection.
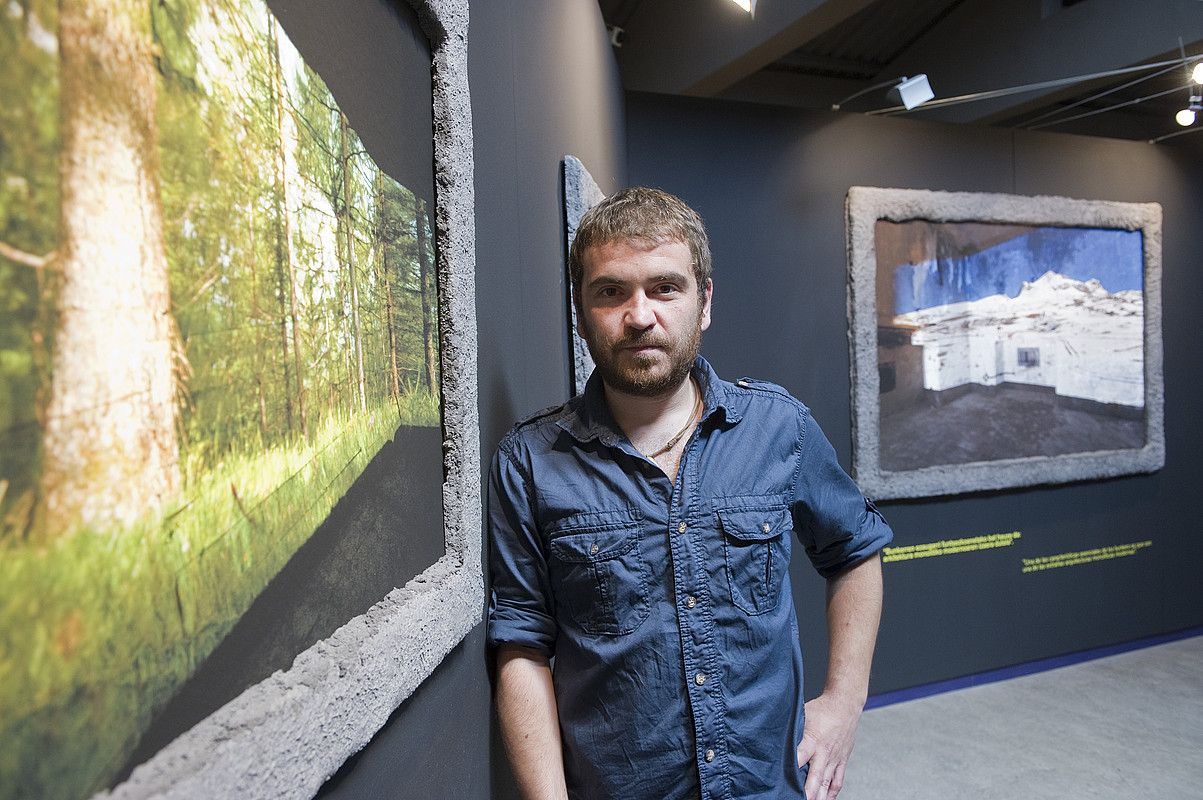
<box><xmin>623</xmin><ymin>292</ymin><xmax>656</xmax><ymax>329</ymax></box>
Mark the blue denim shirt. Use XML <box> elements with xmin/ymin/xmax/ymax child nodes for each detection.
<box><xmin>488</xmin><ymin>357</ymin><xmax>892</xmax><ymax>800</ymax></box>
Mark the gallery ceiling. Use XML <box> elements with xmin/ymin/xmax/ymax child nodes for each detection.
<box><xmin>598</xmin><ymin>0</ymin><xmax>1203</xmax><ymax>150</ymax></box>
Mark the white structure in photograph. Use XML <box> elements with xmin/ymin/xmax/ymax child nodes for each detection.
<box><xmin>894</xmin><ymin>271</ymin><xmax>1144</xmax><ymax>408</ymax></box>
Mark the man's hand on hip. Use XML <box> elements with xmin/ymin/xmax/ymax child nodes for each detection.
<box><xmin>795</xmin><ymin>690</ymin><xmax>864</xmax><ymax>800</ymax></box>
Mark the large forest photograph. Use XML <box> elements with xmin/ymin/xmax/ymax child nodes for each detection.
<box><xmin>0</xmin><ymin>0</ymin><xmax>441</xmax><ymax>797</ymax></box>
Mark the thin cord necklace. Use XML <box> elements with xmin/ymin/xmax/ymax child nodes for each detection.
<box><xmin>647</xmin><ymin>380</ymin><xmax>702</xmax><ymax>458</ymax></box>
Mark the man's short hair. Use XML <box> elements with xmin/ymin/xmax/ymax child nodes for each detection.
<box><xmin>569</xmin><ymin>186</ymin><xmax>712</xmax><ymax>311</ymax></box>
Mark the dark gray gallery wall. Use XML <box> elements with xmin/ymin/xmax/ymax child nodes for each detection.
<box><xmin>626</xmin><ymin>93</ymin><xmax>1203</xmax><ymax>695</ymax></box>
<box><xmin>316</xmin><ymin>2</ymin><xmax>626</xmax><ymax>799</ymax></box>
<box><xmin>469</xmin><ymin>6</ymin><xmax>626</xmax><ymax>794</ymax></box>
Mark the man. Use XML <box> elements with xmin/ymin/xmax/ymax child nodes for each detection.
<box><xmin>488</xmin><ymin>187</ymin><xmax>892</xmax><ymax>800</ymax></box>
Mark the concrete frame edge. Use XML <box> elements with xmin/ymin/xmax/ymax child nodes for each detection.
<box><xmin>562</xmin><ymin>155</ymin><xmax>603</xmax><ymax>398</ymax></box>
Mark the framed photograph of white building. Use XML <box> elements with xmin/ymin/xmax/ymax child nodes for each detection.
<box><xmin>846</xmin><ymin>187</ymin><xmax>1164</xmax><ymax>500</ymax></box>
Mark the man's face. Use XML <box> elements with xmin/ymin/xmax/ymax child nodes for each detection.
<box><xmin>577</xmin><ymin>238</ymin><xmax>712</xmax><ymax>398</ymax></box>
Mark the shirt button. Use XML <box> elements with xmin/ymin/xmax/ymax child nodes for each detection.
<box><xmin>685</xmin><ymin>595</ymin><xmax>697</xmax><ymax>609</ymax></box>
<box><xmin>694</xmin><ymin>672</ymin><xmax>706</xmax><ymax>686</ymax></box>
<box><xmin>590</xmin><ymin>543</ymin><xmax>599</xmax><ymax>555</ymax></box>
<box><xmin>677</xmin><ymin>521</ymin><xmax>687</xmax><ymax>533</ymax></box>
<box><xmin>761</xmin><ymin>522</ymin><xmax>771</xmax><ymax>533</ymax></box>
<box><xmin>704</xmin><ymin>749</ymin><xmax>715</xmax><ymax>762</ymax></box>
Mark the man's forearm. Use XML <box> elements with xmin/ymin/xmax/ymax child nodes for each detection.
<box><xmin>496</xmin><ymin>645</ymin><xmax>569</xmax><ymax>800</ymax></box>
<box><xmin>796</xmin><ymin>552</ymin><xmax>883</xmax><ymax>799</ymax></box>
<box><xmin>823</xmin><ymin>551</ymin><xmax>883</xmax><ymax>704</ymax></box>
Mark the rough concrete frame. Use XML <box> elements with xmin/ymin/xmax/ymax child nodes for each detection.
<box><xmin>98</xmin><ymin>1</ymin><xmax>480</xmax><ymax>797</ymax></box>
<box><xmin>562</xmin><ymin>155</ymin><xmax>605</xmax><ymax>396</ymax></box>
<box><xmin>846</xmin><ymin>186</ymin><xmax>1164</xmax><ymax>500</ymax></box>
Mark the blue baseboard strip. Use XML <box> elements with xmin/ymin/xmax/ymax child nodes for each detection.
<box><xmin>865</xmin><ymin>625</ymin><xmax>1203</xmax><ymax>711</ymax></box>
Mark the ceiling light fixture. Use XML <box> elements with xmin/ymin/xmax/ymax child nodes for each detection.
<box><xmin>729</xmin><ymin>0</ymin><xmax>756</xmax><ymax>13</ymax></box>
<box><xmin>1176</xmin><ymin>93</ymin><xmax>1202</xmax><ymax>126</ymax></box>
<box><xmin>832</xmin><ymin>75</ymin><xmax>935</xmax><ymax>112</ymax></box>
<box><xmin>888</xmin><ymin>75</ymin><xmax>936</xmax><ymax>110</ymax></box>
<box><xmin>1192</xmin><ymin>62</ymin><xmax>1203</xmax><ymax>84</ymax></box>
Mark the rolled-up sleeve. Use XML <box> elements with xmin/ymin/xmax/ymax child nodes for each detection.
<box><xmin>487</xmin><ymin>440</ymin><xmax>557</xmax><ymax>655</ymax></box>
<box><xmin>791</xmin><ymin>408</ymin><xmax>893</xmax><ymax>579</ymax></box>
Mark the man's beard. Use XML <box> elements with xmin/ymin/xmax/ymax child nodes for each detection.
<box><xmin>581</xmin><ymin>310</ymin><xmax>704</xmax><ymax>398</ymax></box>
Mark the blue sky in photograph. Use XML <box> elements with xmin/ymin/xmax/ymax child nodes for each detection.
<box><xmin>893</xmin><ymin>227</ymin><xmax>1143</xmax><ymax>314</ymax></box>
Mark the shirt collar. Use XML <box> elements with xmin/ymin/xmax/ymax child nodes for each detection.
<box><xmin>555</xmin><ymin>355</ymin><xmax>743</xmax><ymax>445</ymax></box>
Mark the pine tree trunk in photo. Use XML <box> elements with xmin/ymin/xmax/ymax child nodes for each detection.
<box><xmin>40</xmin><ymin>0</ymin><xmax>182</xmax><ymax>534</ymax></box>
<box><xmin>267</xmin><ymin>25</ymin><xmax>293</xmax><ymax>437</ymax></box>
<box><xmin>247</xmin><ymin>205</ymin><xmax>269</xmax><ymax>440</ymax></box>
<box><xmin>256</xmin><ymin>376</ymin><xmax>269</xmax><ymax>442</ymax></box>
<box><xmin>415</xmin><ymin>196</ymin><xmax>436</xmax><ymax>392</ymax></box>
<box><xmin>273</xmin><ymin>215</ymin><xmax>294</xmax><ymax>435</ymax></box>
<box><xmin>383</xmin><ymin>251</ymin><xmax>401</xmax><ymax>403</ymax></box>
<box><xmin>339</xmin><ymin>112</ymin><xmax>367</xmax><ymax>413</ymax></box>
<box><xmin>343</xmin><ymin>323</ymin><xmax>354</xmax><ymax>411</ymax></box>
<box><xmin>375</xmin><ymin>173</ymin><xmax>402</xmax><ymax>403</ymax></box>
<box><xmin>270</xmin><ymin>17</ymin><xmax>307</xmax><ymax>438</ymax></box>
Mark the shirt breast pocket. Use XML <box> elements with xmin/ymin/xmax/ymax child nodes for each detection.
<box><xmin>547</xmin><ymin>511</ymin><xmax>650</xmax><ymax>636</ymax></box>
<box><xmin>717</xmin><ymin>504</ymin><xmax>792</xmax><ymax>615</ymax></box>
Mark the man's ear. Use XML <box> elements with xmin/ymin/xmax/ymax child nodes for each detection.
<box><xmin>700</xmin><ymin>278</ymin><xmax>713</xmax><ymax>332</ymax></box>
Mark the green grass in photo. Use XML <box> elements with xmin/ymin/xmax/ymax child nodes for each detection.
<box><xmin>0</xmin><ymin>393</ymin><xmax>438</xmax><ymax>800</ymax></box>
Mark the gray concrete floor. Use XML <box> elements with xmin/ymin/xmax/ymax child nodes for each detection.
<box><xmin>842</xmin><ymin>635</ymin><xmax>1203</xmax><ymax>799</ymax></box>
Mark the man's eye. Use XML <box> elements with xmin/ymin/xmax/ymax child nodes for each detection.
<box><xmin>598</xmin><ymin>287</ymin><xmax>620</xmax><ymax>298</ymax></box>
<box><xmin>655</xmin><ymin>284</ymin><xmax>680</xmax><ymax>295</ymax></box>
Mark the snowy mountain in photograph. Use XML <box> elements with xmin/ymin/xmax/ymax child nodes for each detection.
<box><xmin>894</xmin><ymin>271</ymin><xmax>1144</xmax><ymax>408</ymax></box>
<box><xmin>892</xmin><ymin>226</ymin><xmax>1143</xmax><ymax>314</ymax></box>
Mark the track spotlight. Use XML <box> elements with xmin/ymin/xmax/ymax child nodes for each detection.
<box><xmin>888</xmin><ymin>75</ymin><xmax>935</xmax><ymax>110</ymax></box>
<box><xmin>832</xmin><ymin>74</ymin><xmax>935</xmax><ymax>112</ymax></box>
<box><xmin>1193</xmin><ymin>62</ymin><xmax>1203</xmax><ymax>84</ymax></box>
<box><xmin>728</xmin><ymin>0</ymin><xmax>755</xmax><ymax>12</ymax></box>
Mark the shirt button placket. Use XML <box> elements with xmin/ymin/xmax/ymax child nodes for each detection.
<box><xmin>671</xmin><ymin>439</ymin><xmax>721</xmax><ymax>796</ymax></box>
